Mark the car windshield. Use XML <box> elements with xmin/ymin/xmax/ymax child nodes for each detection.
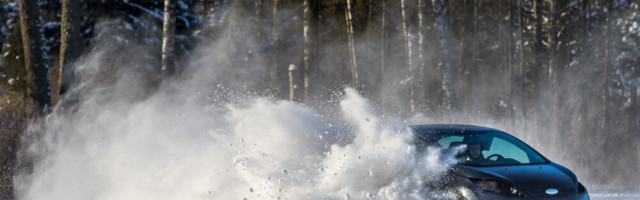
<box><xmin>423</xmin><ymin>131</ymin><xmax>547</xmax><ymax>166</ymax></box>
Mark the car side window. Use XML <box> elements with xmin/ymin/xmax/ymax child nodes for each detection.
<box><xmin>437</xmin><ymin>136</ymin><xmax>464</xmax><ymax>148</ymax></box>
<box><xmin>483</xmin><ymin>137</ymin><xmax>529</xmax><ymax>163</ymax></box>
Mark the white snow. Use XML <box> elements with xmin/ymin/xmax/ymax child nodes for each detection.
<box><xmin>128</xmin><ymin>14</ymin><xmax>140</xmax><ymax>23</ymax></box>
<box><xmin>84</xmin><ymin>27</ymin><xmax>92</xmax><ymax>34</ymax></box>
<box><xmin>177</xmin><ymin>0</ymin><xmax>188</xmax><ymax>10</ymax></box>
<box><xmin>126</xmin><ymin>2</ymin><xmax>163</xmax><ymax>21</ymax></box>
<box><xmin>16</xmin><ymin>86</ymin><xmax>460</xmax><ymax>200</ymax></box>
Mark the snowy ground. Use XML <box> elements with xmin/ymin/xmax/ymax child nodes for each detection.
<box><xmin>590</xmin><ymin>192</ymin><xmax>640</xmax><ymax>200</ymax></box>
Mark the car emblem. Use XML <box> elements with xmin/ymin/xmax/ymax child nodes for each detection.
<box><xmin>545</xmin><ymin>188</ymin><xmax>559</xmax><ymax>195</ymax></box>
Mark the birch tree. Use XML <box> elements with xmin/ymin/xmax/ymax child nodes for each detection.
<box><xmin>270</xmin><ymin>0</ymin><xmax>279</xmax><ymax>88</ymax></box>
<box><xmin>508</xmin><ymin>0</ymin><xmax>523</xmax><ymax>122</ymax></box>
<box><xmin>256</xmin><ymin>0</ymin><xmax>263</xmax><ymax>39</ymax></box>
<box><xmin>432</xmin><ymin>0</ymin><xmax>456</xmax><ymax>112</ymax></box>
<box><xmin>417</xmin><ymin>0</ymin><xmax>425</xmax><ymax>102</ymax></box>
<box><xmin>401</xmin><ymin>0</ymin><xmax>415</xmax><ymax>113</ymax></box>
<box><xmin>161</xmin><ymin>0</ymin><xmax>176</xmax><ymax>76</ymax></box>
<box><xmin>345</xmin><ymin>0</ymin><xmax>358</xmax><ymax>86</ymax></box>
<box><xmin>548</xmin><ymin>0</ymin><xmax>559</xmax><ymax>130</ymax></box>
<box><xmin>601</xmin><ymin>0</ymin><xmax>611</xmax><ymax>131</ymax></box>
<box><xmin>516</xmin><ymin>0</ymin><xmax>526</xmax><ymax>121</ymax></box>
<box><xmin>380</xmin><ymin>0</ymin><xmax>387</xmax><ymax>92</ymax></box>
<box><xmin>58</xmin><ymin>0</ymin><xmax>81</xmax><ymax>104</ymax></box>
<box><xmin>303</xmin><ymin>0</ymin><xmax>311</xmax><ymax>101</ymax></box>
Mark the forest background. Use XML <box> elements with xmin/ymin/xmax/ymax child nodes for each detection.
<box><xmin>0</xmin><ymin>0</ymin><xmax>639</xmax><ymax>198</ymax></box>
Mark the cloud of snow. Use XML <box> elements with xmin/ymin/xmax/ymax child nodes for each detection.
<box><xmin>13</xmin><ymin>2</ymin><xmax>640</xmax><ymax>198</ymax></box>
<box><xmin>13</xmin><ymin>17</ymin><xmax>461</xmax><ymax>199</ymax></box>
<box><xmin>14</xmin><ymin>82</ymin><xmax>459</xmax><ymax>199</ymax></box>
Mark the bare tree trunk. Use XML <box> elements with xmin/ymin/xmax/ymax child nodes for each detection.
<box><xmin>602</xmin><ymin>0</ymin><xmax>610</xmax><ymax>131</ymax></box>
<box><xmin>368</xmin><ymin>0</ymin><xmax>373</xmax><ymax>24</ymax></box>
<box><xmin>517</xmin><ymin>0</ymin><xmax>526</xmax><ymax>123</ymax></box>
<box><xmin>18</xmin><ymin>0</ymin><xmax>51</xmax><ymax>115</ymax></box>
<box><xmin>270</xmin><ymin>0</ymin><xmax>279</xmax><ymax>89</ymax></box>
<box><xmin>509</xmin><ymin>0</ymin><xmax>520</xmax><ymax>124</ymax></box>
<box><xmin>534</xmin><ymin>0</ymin><xmax>545</xmax><ymax>78</ymax></box>
<box><xmin>58</xmin><ymin>0</ymin><xmax>81</xmax><ymax>105</ymax></box>
<box><xmin>303</xmin><ymin>0</ymin><xmax>311</xmax><ymax>101</ymax></box>
<box><xmin>418</xmin><ymin>0</ymin><xmax>425</xmax><ymax>78</ymax></box>
<box><xmin>522</xmin><ymin>0</ymin><xmax>543</xmax><ymax>124</ymax></box>
<box><xmin>254</xmin><ymin>0</ymin><xmax>271</xmax><ymax>88</ymax></box>
<box><xmin>288</xmin><ymin>64</ymin><xmax>296</xmax><ymax>101</ymax></box>
<box><xmin>256</xmin><ymin>0</ymin><xmax>263</xmax><ymax>38</ymax></box>
<box><xmin>548</xmin><ymin>0</ymin><xmax>556</xmax><ymax>81</ymax></box>
<box><xmin>345</xmin><ymin>0</ymin><xmax>358</xmax><ymax>86</ymax></box>
<box><xmin>465</xmin><ymin>0</ymin><xmax>478</xmax><ymax>116</ymax></box>
<box><xmin>380</xmin><ymin>0</ymin><xmax>386</xmax><ymax>89</ymax></box>
<box><xmin>534</xmin><ymin>0</ymin><xmax>550</xmax><ymax>130</ymax></box>
<box><xmin>401</xmin><ymin>0</ymin><xmax>415</xmax><ymax>113</ymax></box>
<box><xmin>432</xmin><ymin>0</ymin><xmax>456</xmax><ymax>113</ymax></box>
<box><xmin>507</xmin><ymin>0</ymin><xmax>514</xmax><ymax>118</ymax></box>
<box><xmin>548</xmin><ymin>0</ymin><xmax>559</xmax><ymax>130</ymax></box>
<box><xmin>161</xmin><ymin>0</ymin><xmax>176</xmax><ymax>76</ymax></box>
<box><xmin>502</xmin><ymin>0</ymin><xmax>512</xmax><ymax>118</ymax></box>
<box><xmin>417</xmin><ymin>0</ymin><xmax>425</xmax><ymax>111</ymax></box>
<box><xmin>472</xmin><ymin>0</ymin><xmax>477</xmax><ymax>81</ymax></box>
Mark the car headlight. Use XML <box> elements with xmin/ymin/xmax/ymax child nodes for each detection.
<box><xmin>471</xmin><ymin>179</ymin><xmax>524</xmax><ymax>197</ymax></box>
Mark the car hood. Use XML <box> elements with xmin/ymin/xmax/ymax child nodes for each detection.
<box><xmin>454</xmin><ymin>162</ymin><xmax>577</xmax><ymax>192</ymax></box>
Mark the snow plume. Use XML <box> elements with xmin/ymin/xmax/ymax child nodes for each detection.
<box><xmin>15</xmin><ymin>85</ymin><xmax>459</xmax><ymax>199</ymax></box>
<box><xmin>13</xmin><ymin>21</ymin><xmax>460</xmax><ymax>198</ymax></box>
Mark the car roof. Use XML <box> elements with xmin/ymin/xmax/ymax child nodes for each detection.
<box><xmin>409</xmin><ymin>124</ymin><xmax>501</xmax><ymax>133</ymax></box>
<box><xmin>409</xmin><ymin>124</ymin><xmax>505</xmax><ymax>140</ymax></box>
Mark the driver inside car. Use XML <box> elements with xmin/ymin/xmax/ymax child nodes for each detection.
<box><xmin>465</xmin><ymin>142</ymin><xmax>484</xmax><ymax>163</ymax></box>
<box><xmin>461</xmin><ymin>136</ymin><xmax>486</xmax><ymax>164</ymax></box>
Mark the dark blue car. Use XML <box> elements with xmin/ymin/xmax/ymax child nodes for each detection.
<box><xmin>411</xmin><ymin>124</ymin><xmax>589</xmax><ymax>200</ymax></box>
